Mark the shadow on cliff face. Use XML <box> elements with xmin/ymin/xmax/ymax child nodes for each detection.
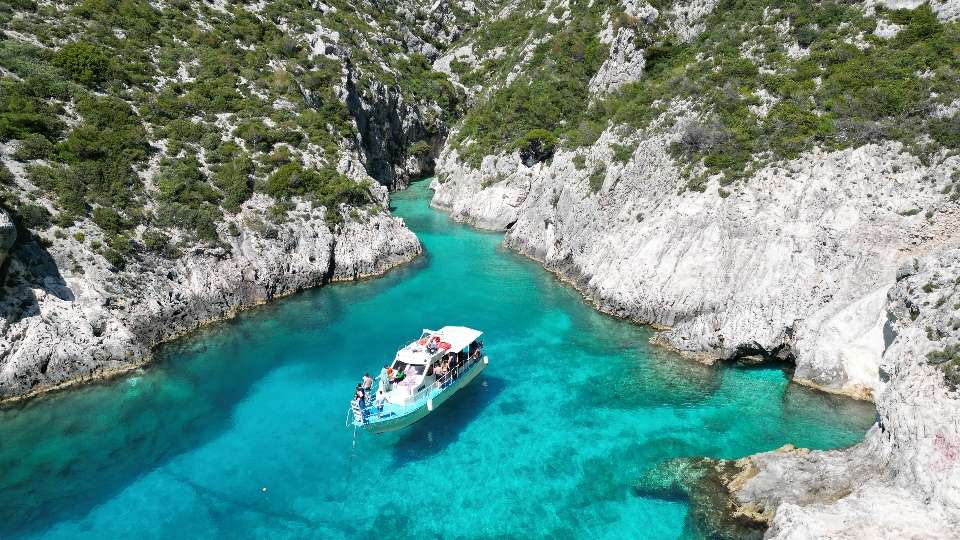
<box><xmin>0</xmin><ymin>310</ymin><xmax>285</xmax><ymax>538</ymax></box>
<box><xmin>388</xmin><ymin>375</ymin><xmax>505</xmax><ymax>467</ymax></box>
<box><xmin>0</xmin><ymin>222</ymin><xmax>74</xmax><ymax>325</ymax></box>
<box><xmin>341</xmin><ymin>68</ymin><xmax>442</xmax><ymax>189</ymax></box>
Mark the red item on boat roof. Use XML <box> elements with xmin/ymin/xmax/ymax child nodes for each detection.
<box><xmin>438</xmin><ymin>342</ymin><xmax>452</xmax><ymax>351</ymax></box>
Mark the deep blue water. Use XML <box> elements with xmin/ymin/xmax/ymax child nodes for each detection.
<box><xmin>0</xmin><ymin>180</ymin><xmax>875</xmax><ymax>539</ymax></box>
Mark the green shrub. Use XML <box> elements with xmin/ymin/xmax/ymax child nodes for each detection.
<box><xmin>572</xmin><ymin>154</ymin><xmax>586</xmax><ymax>170</ymax></box>
<box><xmin>408</xmin><ymin>140</ymin><xmax>432</xmax><ymax>156</ymax></box>
<box><xmin>13</xmin><ymin>133</ymin><xmax>53</xmax><ymax>160</ymax></box>
<box><xmin>0</xmin><ymin>163</ymin><xmax>13</xmax><ymax>184</ymax></box>
<box><xmin>52</xmin><ymin>42</ymin><xmax>111</xmax><ymax>86</ymax></box>
<box><xmin>0</xmin><ymin>80</ymin><xmax>64</xmax><ymax>141</ymax></box>
<box><xmin>18</xmin><ymin>203</ymin><xmax>51</xmax><ymax>230</ymax></box>
<box><xmin>515</xmin><ymin>128</ymin><xmax>557</xmax><ymax>165</ymax></box>
<box><xmin>610</xmin><ymin>142</ymin><xmax>636</xmax><ymax>163</ymax></box>
<box><xmin>141</xmin><ymin>228</ymin><xmax>170</xmax><ymax>254</ymax></box>
<box><xmin>92</xmin><ymin>206</ymin><xmax>123</xmax><ymax>235</ymax></box>
<box><xmin>265</xmin><ymin>162</ymin><xmax>369</xmax><ymax>211</ymax></box>
<box><xmin>211</xmin><ymin>157</ymin><xmax>253</xmax><ymax>211</ymax></box>
<box><xmin>108</xmin><ymin>233</ymin><xmax>134</xmax><ymax>256</ymax></box>
<box><xmin>931</xmin><ymin>115</ymin><xmax>960</xmax><ymax>149</ymax></box>
<box><xmin>588</xmin><ymin>166</ymin><xmax>605</xmax><ymax>193</ymax></box>
<box><xmin>763</xmin><ymin>101</ymin><xmax>832</xmax><ymax>159</ymax></box>
<box><xmin>155</xmin><ymin>202</ymin><xmax>221</xmax><ymax>242</ymax></box>
<box><xmin>102</xmin><ymin>248</ymin><xmax>126</xmax><ymax>270</ymax></box>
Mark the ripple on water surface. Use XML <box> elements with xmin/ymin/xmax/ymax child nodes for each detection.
<box><xmin>0</xmin><ymin>181</ymin><xmax>876</xmax><ymax>539</ymax></box>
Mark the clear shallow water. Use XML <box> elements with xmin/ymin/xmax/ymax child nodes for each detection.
<box><xmin>0</xmin><ymin>180</ymin><xmax>875</xmax><ymax>539</ymax></box>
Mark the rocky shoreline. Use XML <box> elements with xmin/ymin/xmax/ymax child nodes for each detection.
<box><xmin>431</xmin><ymin>142</ymin><xmax>960</xmax><ymax>535</ymax></box>
<box><xmin>0</xmin><ymin>195</ymin><xmax>421</xmax><ymax>404</ymax></box>
<box><xmin>431</xmin><ymin>129</ymin><xmax>960</xmax><ymax>401</ymax></box>
<box><xmin>638</xmin><ymin>251</ymin><xmax>960</xmax><ymax>538</ymax></box>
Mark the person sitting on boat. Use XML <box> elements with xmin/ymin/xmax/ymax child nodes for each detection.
<box><xmin>435</xmin><ymin>360</ymin><xmax>446</xmax><ymax>381</ymax></box>
<box><xmin>391</xmin><ymin>368</ymin><xmax>406</xmax><ymax>383</ymax></box>
<box><xmin>441</xmin><ymin>357</ymin><xmax>453</xmax><ymax>384</ymax></box>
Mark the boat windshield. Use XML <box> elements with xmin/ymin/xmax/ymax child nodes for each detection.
<box><xmin>391</xmin><ymin>361</ymin><xmax>425</xmax><ymax>375</ymax></box>
<box><xmin>406</xmin><ymin>364</ymin><xmax>425</xmax><ymax>375</ymax></box>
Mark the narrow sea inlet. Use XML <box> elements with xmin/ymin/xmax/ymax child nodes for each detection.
<box><xmin>0</xmin><ymin>181</ymin><xmax>875</xmax><ymax>539</ymax></box>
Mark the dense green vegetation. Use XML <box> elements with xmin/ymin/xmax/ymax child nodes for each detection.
<box><xmin>453</xmin><ymin>0</ymin><xmax>612</xmax><ymax>166</ymax></box>
<box><xmin>0</xmin><ymin>0</ymin><xmax>467</xmax><ymax>269</ymax></box>
<box><xmin>596</xmin><ymin>1</ymin><xmax>960</xmax><ymax>188</ymax></box>
<box><xmin>452</xmin><ymin>0</ymin><xmax>960</xmax><ymax>191</ymax></box>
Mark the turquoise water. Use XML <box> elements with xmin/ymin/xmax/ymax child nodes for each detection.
<box><xmin>0</xmin><ymin>181</ymin><xmax>875</xmax><ymax>539</ymax></box>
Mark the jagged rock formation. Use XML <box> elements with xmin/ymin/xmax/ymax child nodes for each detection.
<box><xmin>429</xmin><ymin>1</ymin><xmax>960</xmax><ymax>534</ymax></box>
<box><xmin>644</xmin><ymin>250</ymin><xmax>960</xmax><ymax>538</ymax></box>
<box><xmin>433</xmin><ymin>127</ymin><xmax>960</xmax><ymax>400</ymax></box>
<box><xmin>589</xmin><ymin>0</ymin><xmax>658</xmax><ymax>94</ymax></box>
<box><xmin>0</xmin><ymin>193</ymin><xmax>420</xmax><ymax>402</ymax></box>
<box><xmin>0</xmin><ymin>0</ymin><xmax>480</xmax><ymax>401</ymax></box>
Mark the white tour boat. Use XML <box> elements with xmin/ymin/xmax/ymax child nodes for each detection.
<box><xmin>349</xmin><ymin>326</ymin><xmax>488</xmax><ymax>434</ymax></box>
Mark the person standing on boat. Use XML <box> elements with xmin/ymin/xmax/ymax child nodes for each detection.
<box><xmin>379</xmin><ymin>364</ymin><xmax>392</xmax><ymax>391</ymax></box>
<box><xmin>355</xmin><ymin>384</ymin><xmax>367</xmax><ymax>422</ymax></box>
<box><xmin>375</xmin><ymin>389</ymin><xmax>386</xmax><ymax>417</ymax></box>
<box><xmin>361</xmin><ymin>373</ymin><xmax>374</xmax><ymax>398</ymax></box>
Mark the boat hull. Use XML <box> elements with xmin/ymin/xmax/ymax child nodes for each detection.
<box><xmin>361</xmin><ymin>358</ymin><xmax>487</xmax><ymax>434</ymax></box>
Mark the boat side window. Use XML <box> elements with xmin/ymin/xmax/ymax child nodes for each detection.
<box><xmin>392</xmin><ymin>360</ymin><xmax>408</xmax><ymax>372</ymax></box>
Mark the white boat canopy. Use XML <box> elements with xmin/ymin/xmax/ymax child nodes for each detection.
<box><xmin>394</xmin><ymin>326</ymin><xmax>483</xmax><ymax>366</ymax></box>
<box><xmin>428</xmin><ymin>326</ymin><xmax>483</xmax><ymax>353</ymax></box>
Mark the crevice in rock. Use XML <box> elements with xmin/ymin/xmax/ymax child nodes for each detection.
<box><xmin>323</xmin><ymin>235</ymin><xmax>338</xmax><ymax>285</ymax></box>
<box><xmin>342</xmin><ymin>63</ymin><xmax>445</xmax><ymax>190</ymax></box>
<box><xmin>726</xmin><ymin>341</ymin><xmax>795</xmax><ymax>368</ymax></box>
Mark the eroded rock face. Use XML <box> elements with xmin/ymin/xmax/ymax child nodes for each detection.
<box><xmin>433</xmin><ymin>119</ymin><xmax>960</xmax><ymax>399</ymax></box>
<box><xmin>726</xmin><ymin>250</ymin><xmax>960</xmax><ymax>538</ymax></box>
<box><xmin>635</xmin><ymin>250</ymin><xmax>960</xmax><ymax>538</ymax></box>
<box><xmin>589</xmin><ymin>1</ymin><xmax>658</xmax><ymax>94</ymax></box>
<box><xmin>0</xmin><ymin>196</ymin><xmax>420</xmax><ymax>402</ymax></box>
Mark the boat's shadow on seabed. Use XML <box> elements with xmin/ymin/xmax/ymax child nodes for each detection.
<box><xmin>387</xmin><ymin>375</ymin><xmax>506</xmax><ymax>467</ymax></box>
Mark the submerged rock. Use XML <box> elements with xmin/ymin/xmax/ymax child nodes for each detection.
<box><xmin>635</xmin><ymin>456</ymin><xmax>765</xmax><ymax>540</ymax></box>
